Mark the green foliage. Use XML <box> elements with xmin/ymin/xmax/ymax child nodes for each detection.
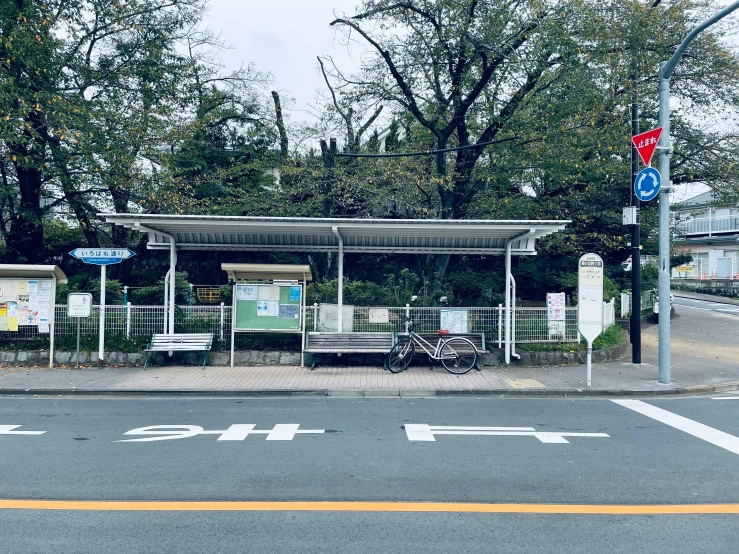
<box><xmin>130</xmin><ymin>272</ymin><xmax>193</xmax><ymax>305</ymax></box>
<box><xmin>518</xmin><ymin>325</ymin><xmax>625</xmax><ymax>352</ymax></box>
<box><xmin>641</xmin><ymin>263</ymin><xmax>659</xmax><ymax>291</ymax></box>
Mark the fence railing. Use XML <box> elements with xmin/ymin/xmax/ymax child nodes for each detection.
<box><xmin>620</xmin><ymin>289</ymin><xmax>658</xmax><ymax>317</ymax></box>
<box><xmin>672</xmin><ymin>259</ymin><xmax>739</xmax><ymax>280</ymax></box>
<box><xmin>2</xmin><ymin>301</ymin><xmax>619</xmax><ymax>347</ymax></box>
<box><xmin>684</xmin><ymin>216</ymin><xmax>739</xmax><ymax>235</ymax></box>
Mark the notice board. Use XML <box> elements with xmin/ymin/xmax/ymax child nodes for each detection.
<box><xmin>0</xmin><ymin>278</ymin><xmax>53</xmax><ymax>333</ymax></box>
<box><xmin>233</xmin><ymin>284</ymin><xmax>302</xmax><ymax>331</ymax></box>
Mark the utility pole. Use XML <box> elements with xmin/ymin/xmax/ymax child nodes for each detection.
<box><xmin>630</xmin><ymin>65</ymin><xmax>641</xmax><ymax>364</ymax></box>
<box><xmin>656</xmin><ymin>0</ymin><xmax>739</xmax><ymax>384</ymax></box>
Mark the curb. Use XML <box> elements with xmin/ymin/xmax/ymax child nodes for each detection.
<box><xmin>1</xmin><ymin>382</ymin><xmax>737</xmax><ymax>398</ymax></box>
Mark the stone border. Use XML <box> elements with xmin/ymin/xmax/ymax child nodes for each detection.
<box><xmin>478</xmin><ymin>334</ymin><xmax>628</xmax><ymax>367</ymax></box>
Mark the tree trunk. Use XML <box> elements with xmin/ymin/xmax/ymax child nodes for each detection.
<box><xmin>2</xmin><ymin>163</ymin><xmax>44</xmax><ymax>263</ymax></box>
<box><xmin>271</xmin><ymin>91</ymin><xmax>289</xmax><ymax>164</ymax></box>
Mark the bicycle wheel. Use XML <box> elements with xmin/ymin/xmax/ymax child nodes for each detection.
<box><xmin>388</xmin><ymin>340</ymin><xmax>415</xmax><ymax>373</ymax></box>
<box><xmin>439</xmin><ymin>337</ymin><xmax>477</xmax><ymax>375</ymax></box>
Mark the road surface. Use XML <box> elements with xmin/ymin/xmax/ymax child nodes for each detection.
<box><xmin>673</xmin><ymin>296</ymin><xmax>739</xmax><ymax>317</ymax></box>
<box><xmin>1</xmin><ymin>395</ymin><xmax>738</xmax><ymax>553</ymax></box>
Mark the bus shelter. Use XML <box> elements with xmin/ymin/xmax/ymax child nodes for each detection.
<box><xmin>0</xmin><ymin>264</ymin><xmax>67</xmax><ymax>367</ymax></box>
<box><xmin>102</xmin><ymin>214</ymin><xmax>569</xmax><ymax>364</ymax></box>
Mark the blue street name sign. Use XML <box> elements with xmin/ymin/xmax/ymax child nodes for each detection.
<box><xmin>69</xmin><ymin>248</ymin><xmax>135</xmax><ymax>266</ymax></box>
<box><xmin>634</xmin><ymin>167</ymin><xmax>661</xmax><ymax>202</ymax></box>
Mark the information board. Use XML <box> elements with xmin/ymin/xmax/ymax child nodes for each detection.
<box><xmin>233</xmin><ymin>284</ymin><xmax>302</xmax><ymax>331</ymax></box>
<box><xmin>0</xmin><ymin>278</ymin><xmax>53</xmax><ymax>333</ymax></box>
<box><xmin>440</xmin><ymin>309</ymin><xmax>469</xmax><ymax>334</ymax></box>
<box><xmin>577</xmin><ymin>254</ymin><xmax>604</xmax><ymax>344</ymax></box>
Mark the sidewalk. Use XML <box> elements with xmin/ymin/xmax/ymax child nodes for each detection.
<box><xmin>0</xmin><ymin>356</ymin><xmax>736</xmax><ymax>397</ymax></box>
<box><xmin>672</xmin><ymin>288</ymin><xmax>739</xmax><ymax>306</ymax></box>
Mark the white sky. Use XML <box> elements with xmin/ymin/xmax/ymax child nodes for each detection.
<box><xmin>205</xmin><ymin>0</ymin><xmax>363</xmax><ymax>122</ymax></box>
<box><xmin>204</xmin><ymin>1</ymin><xmax>731</xmax><ymax>204</ymax></box>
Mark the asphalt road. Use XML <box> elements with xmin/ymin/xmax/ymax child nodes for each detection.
<box><xmin>673</xmin><ymin>296</ymin><xmax>739</xmax><ymax>317</ymax></box>
<box><xmin>1</xmin><ymin>395</ymin><xmax>738</xmax><ymax>553</ymax></box>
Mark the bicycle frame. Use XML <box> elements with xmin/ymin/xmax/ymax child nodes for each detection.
<box><xmin>402</xmin><ymin>330</ymin><xmax>458</xmax><ymax>361</ymax></box>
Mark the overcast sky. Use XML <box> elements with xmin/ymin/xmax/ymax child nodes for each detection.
<box><xmin>205</xmin><ymin>0</ymin><xmax>364</xmax><ymax>122</ymax></box>
<box><xmin>203</xmin><ymin>0</ymin><xmax>733</xmax><ymax>203</ymax></box>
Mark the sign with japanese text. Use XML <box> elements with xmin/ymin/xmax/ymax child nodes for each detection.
<box><xmin>69</xmin><ymin>248</ymin><xmax>135</xmax><ymax>266</ymax></box>
<box><xmin>631</xmin><ymin>127</ymin><xmax>663</xmax><ymax>167</ymax></box>
<box><xmin>577</xmin><ymin>254</ymin><xmax>604</xmax><ymax>344</ymax></box>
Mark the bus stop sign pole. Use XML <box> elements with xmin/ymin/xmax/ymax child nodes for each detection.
<box><xmin>69</xmin><ymin>249</ymin><xmax>135</xmax><ymax>366</ymax></box>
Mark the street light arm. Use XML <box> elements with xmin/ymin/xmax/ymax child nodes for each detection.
<box><xmin>661</xmin><ymin>0</ymin><xmax>739</xmax><ymax>79</ymax></box>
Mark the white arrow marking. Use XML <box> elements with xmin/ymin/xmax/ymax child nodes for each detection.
<box><xmin>405</xmin><ymin>424</ymin><xmax>609</xmax><ymax>443</ymax></box>
<box><xmin>0</xmin><ymin>425</ymin><xmax>46</xmax><ymax>436</ymax></box>
<box><xmin>118</xmin><ymin>424</ymin><xmax>325</xmax><ymax>442</ymax></box>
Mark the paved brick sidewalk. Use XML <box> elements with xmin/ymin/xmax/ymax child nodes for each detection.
<box><xmin>0</xmin><ymin>357</ymin><xmax>736</xmax><ymax>396</ymax></box>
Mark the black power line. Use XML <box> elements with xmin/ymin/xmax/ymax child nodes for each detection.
<box><xmin>335</xmin><ymin>136</ymin><xmax>517</xmax><ymax>158</ymax></box>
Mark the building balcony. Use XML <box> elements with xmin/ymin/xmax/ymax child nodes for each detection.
<box><xmin>683</xmin><ymin>216</ymin><xmax>739</xmax><ymax>236</ymax></box>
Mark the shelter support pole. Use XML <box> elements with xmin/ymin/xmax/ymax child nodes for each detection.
<box><xmin>504</xmin><ymin>230</ymin><xmax>536</xmax><ymax>364</ymax></box>
<box><xmin>135</xmin><ymin>223</ymin><xmax>177</xmax><ymax>335</ymax></box>
<box><xmin>163</xmin><ymin>270</ymin><xmax>170</xmax><ymax>334</ymax></box>
<box><xmin>332</xmin><ymin>227</ymin><xmax>344</xmax><ymax>332</ymax></box>
<box><xmin>49</xmin><ymin>276</ymin><xmax>57</xmax><ymax>368</ymax></box>
<box><xmin>169</xmin><ymin>239</ymin><xmax>177</xmax><ymax>336</ymax></box>
<box><xmin>301</xmin><ymin>275</ymin><xmax>307</xmax><ymax>367</ymax></box>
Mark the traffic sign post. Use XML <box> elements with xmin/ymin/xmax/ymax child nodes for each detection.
<box><xmin>69</xmin><ymin>249</ymin><xmax>135</xmax><ymax>366</ymax></box>
<box><xmin>577</xmin><ymin>254</ymin><xmax>604</xmax><ymax>388</ymax></box>
<box><xmin>68</xmin><ymin>293</ymin><xmax>92</xmax><ymax>368</ymax></box>
<box><xmin>634</xmin><ymin>167</ymin><xmax>661</xmax><ymax>202</ymax></box>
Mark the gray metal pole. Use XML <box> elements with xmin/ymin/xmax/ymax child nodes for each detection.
<box><xmin>655</xmin><ymin>0</ymin><xmax>739</xmax><ymax>384</ymax></box>
<box><xmin>657</xmin><ymin>63</ymin><xmax>671</xmax><ymax>384</ymax></box>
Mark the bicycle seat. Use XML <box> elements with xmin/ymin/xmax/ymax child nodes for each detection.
<box><xmin>436</xmin><ymin>330</ymin><xmax>450</xmax><ymax>336</ymax></box>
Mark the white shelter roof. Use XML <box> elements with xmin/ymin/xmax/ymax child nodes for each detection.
<box><xmin>221</xmin><ymin>263</ymin><xmax>312</xmax><ymax>282</ymax></box>
<box><xmin>102</xmin><ymin>214</ymin><xmax>569</xmax><ymax>256</ymax></box>
<box><xmin>0</xmin><ymin>264</ymin><xmax>68</xmax><ymax>283</ymax></box>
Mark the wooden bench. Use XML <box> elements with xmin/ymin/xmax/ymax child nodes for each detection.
<box><xmin>304</xmin><ymin>332</ymin><xmax>393</xmax><ymax>370</ymax></box>
<box><xmin>144</xmin><ymin>333</ymin><xmax>214</xmax><ymax>370</ymax></box>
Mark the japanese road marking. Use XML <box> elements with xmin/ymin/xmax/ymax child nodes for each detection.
<box><xmin>405</xmin><ymin>424</ymin><xmax>609</xmax><ymax>444</ymax></box>
<box><xmin>0</xmin><ymin>425</ymin><xmax>46</xmax><ymax>437</ymax></box>
<box><xmin>612</xmin><ymin>399</ymin><xmax>739</xmax><ymax>456</ymax></box>
<box><xmin>117</xmin><ymin>424</ymin><xmax>324</xmax><ymax>442</ymax></box>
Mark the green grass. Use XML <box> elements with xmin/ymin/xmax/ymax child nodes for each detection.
<box><xmin>516</xmin><ymin>325</ymin><xmax>624</xmax><ymax>352</ymax></box>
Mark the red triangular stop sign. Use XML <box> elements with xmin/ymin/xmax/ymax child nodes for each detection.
<box><xmin>631</xmin><ymin>127</ymin><xmax>663</xmax><ymax>167</ymax></box>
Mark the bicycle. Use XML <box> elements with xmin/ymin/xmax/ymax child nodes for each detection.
<box><xmin>387</xmin><ymin>319</ymin><xmax>478</xmax><ymax>375</ymax></box>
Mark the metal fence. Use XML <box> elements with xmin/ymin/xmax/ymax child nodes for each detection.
<box><xmin>620</xmin><ymin>290</ymin><xmax>658</xmax><ymax>317</ymax></box>
<box><xmin>2</xmin><ymin>301</ymin><xmax>618</xmax><ymax>347</ymax></box>
<box><xmin>672</xmin><ymin>258</ymin><xmax>739</xmax><ymax>281</ymax></box>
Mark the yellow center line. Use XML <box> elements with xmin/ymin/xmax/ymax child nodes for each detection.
<box><xmin>1</xmin><ymin>500</ymin><xmax>739</xmax><ymax>514</ymax></box>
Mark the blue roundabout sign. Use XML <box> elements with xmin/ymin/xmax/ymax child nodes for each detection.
<box><xmin>634</xmin><ymin>167</ymin><xmax>661</xmax><ymax>202</ymax></box>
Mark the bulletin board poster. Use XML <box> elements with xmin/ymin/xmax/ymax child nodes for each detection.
<box><xmin>0</xmin><ymin>278</ymin><xmax>53</xmax><ymax>333</ymax></box>
<box><xmin>233</xmin><ymin>284</ymin><xmax>302</xmax><ymax>331</ymax></box>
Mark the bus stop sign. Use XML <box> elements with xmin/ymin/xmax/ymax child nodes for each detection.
<box><xmin>69</xmin><ymin>248</ymin><xmax>135</xmax><ymax>265</ymax></box>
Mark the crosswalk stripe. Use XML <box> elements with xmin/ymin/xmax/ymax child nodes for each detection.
<box><xmin>612</xmin><ymin>399</ymin><xmax>739</xmax><ymax>456</ymax></box>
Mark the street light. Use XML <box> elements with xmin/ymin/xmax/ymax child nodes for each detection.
<box><xmin>657</xmin><ymin>0</ymin><xmax>739</xmax><ymax>384</ymax></box>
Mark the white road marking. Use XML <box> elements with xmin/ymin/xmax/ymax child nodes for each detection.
<box><xmin>612</xmin><ymin>399</ymin><xmax>739</xmax><ymax>456</ymax></box>
<box><xmin>712</xmin><ymin>396</ymin><xmax>739</xmax><ymax>400</ymax></box>
<box><xmin>405</xmin><ymin>424</ymin><xmax>609</xmax><ymax>444</ymax></box>
<box><xmin>118</xmin><ymin>424</ymin><xmax>325</xmax><ymax>442</ymax></box>
<box><xmin>0</xmin><ymin>425</ymin><xmax>46</xmax><ymax>437</ymax></box>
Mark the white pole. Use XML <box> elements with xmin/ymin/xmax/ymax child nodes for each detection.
<box><xmin>587</xmin><ymin>342</ymin><xmax>593</xmax><ymax>388</ymax></box>
<box><xmin>49</xmin><ymin>276</ymin><xmax>56</xmax><ymax>368</ymax></box>
<box><xmin>98</xmin><ymin>265</ymin><xmax>105</xmax><ymax>366</ymax></box>
<box><xmin>230</xmin><ymin>283</ymin><xmax>236</xmax><ymax>368</ymax></box>
<box><xmin>169</xmin><ymin>242</ymin><xmax>176</xmax><ymax>337</ymax></box>
<box><xmin>126</xmin><ymin>302</ymin><xmax>132</xmax><ymax>339</ymax></box>
<box><xmin>301</xmin><ymin>277</ymin><xmax>306</xmax><ymax>367</ymax></box>
<box><xmin>332</xmin><ymin>226</ymin><xmax>344</xmax><ymax>333</ymax></box>
<box><xmin>337</xmin><ymin>237</ymin><xmax>344</xmax><ymax>332</ymax></box>
<box><xmin>497</xmin><ymin>304</ymin><xmax>503</xmax><ymax>349</ymax></box>
<box><xmin>220</xmin><ymin>302</ymin><xmax>224</xmax><ymax>341</ymax></box>
<box><xmin>163</xmin><ymin>269</ymin><xmax>169</xmax><ymax>334</ymax></box>
<box><xmin>504</xmin><ymin>242</ymin><xmax>512</xmax><ymax>364</ymax></box>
